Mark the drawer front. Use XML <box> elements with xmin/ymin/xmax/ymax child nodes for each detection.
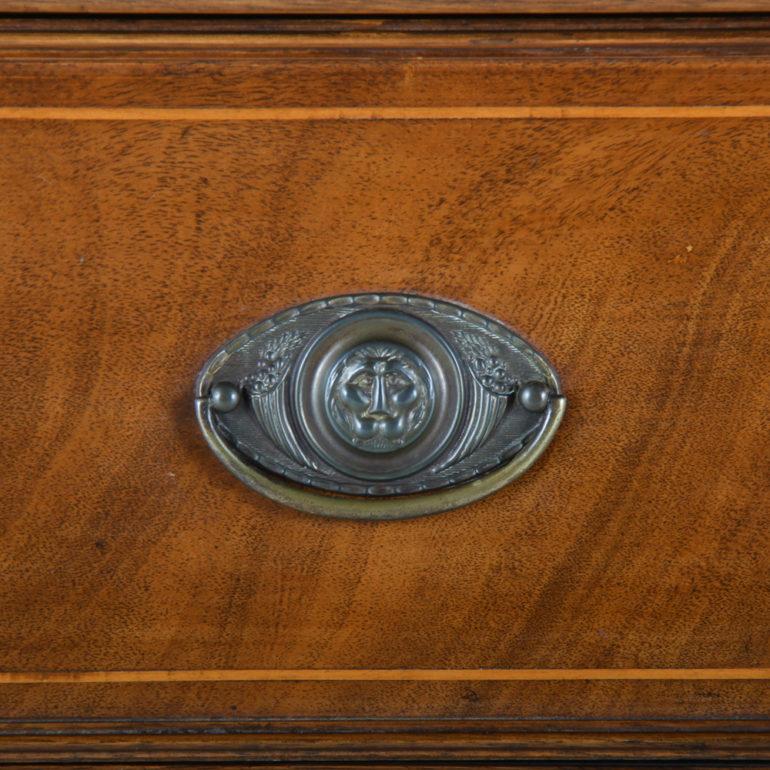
<box><xmin>0</xmin><ymin>16</ymin><xmax>768</xmax><ymax>763</ymax></box>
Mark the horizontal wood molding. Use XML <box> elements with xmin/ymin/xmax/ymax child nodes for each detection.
<box><xmin>2</xmin><ymin>668</ymin><xmax>770</xmax><ymax>683</ymax></box>
<box><xmin>3</xmin><ymin>0</ymin><xmax>770</xmax><ymax>14</ymax></box>
<box><xmin>3</xmin><ymin>14</ymin><xmax>770</xmax><ymax>34</ymax></box>
<box><xmin>2</xmin><ymin>26</ymin><xmax>770</xmax><ymax>111</ymax></box>
<box><xmin>1</xmin><ymin>718</ymin><xmax>769</xmax><ymax>763</ymax></box>
<box><xmin>2</xmin><ymin>29</ymin><xmax>770</xmax><ymax>51</ymax></box>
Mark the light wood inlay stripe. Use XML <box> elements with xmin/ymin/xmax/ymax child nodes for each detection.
<box><xmin>1</xmin><ymin>106</ymin><xmax>770</xmax><ymax>122</ymax></box>
<box><xmin>1</xmin><ymin>669</ymin><xmax>769</xmax><ymax>684</ymax></box>
<box><xmin>1</xmin><ymin>32</ymin><xmax>768</xmax><ymax>48</ymax></box>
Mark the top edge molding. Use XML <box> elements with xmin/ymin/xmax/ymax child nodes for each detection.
<box><xmin>1</xmin><ymin>1</ymin><xmax>770</xmax><ymax>16</ymax></box>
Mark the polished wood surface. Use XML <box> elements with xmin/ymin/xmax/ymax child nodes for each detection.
<box><xmin>0</xmin><ymin>12</ymin><xmax>768</xmax><ymax>765</ymax></box>
<box><xmin>3</xmin><ymin>719</ymin><xmax>770</xmax><ymax>765</ymax></box>
<box><xmin>4</xmin><ymin>0</ymin><xmax>770</xmax><ymax>14</ymax></box>
<box><xmin>9</xmin><ymin>0</ymin><xmax>768</xmax><ymax>15</ymax></box>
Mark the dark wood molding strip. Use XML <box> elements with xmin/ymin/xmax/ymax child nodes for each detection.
<box><xmin>1</xmin><ymin>718</ymin><xmax>769</xmax><ymax>763</ymax></box>
<box><xmin>2</xmin><ymin>666</ymin><xmax>770</xmax><ymax>683</ymax></box>
<box><xmin>3</xmin><ymin>13</ymin><xmax>770</xmax><ymax>34</ymax></box>
<box><xmin>1</xmin><ymin>30</ymin><xmax>770</xmax><ymax>110</ymax></box>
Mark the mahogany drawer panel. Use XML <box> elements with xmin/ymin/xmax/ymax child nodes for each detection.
<box><xmin>0</xmin><ymin>18</ymin><xmax>768</xmax><ymax>762</ymax></box>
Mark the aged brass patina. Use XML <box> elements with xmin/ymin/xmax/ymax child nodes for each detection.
<box><xmin>195</xmin><ymin>293</ymin><xmax>565</xmax><ymax>519</ymax></box>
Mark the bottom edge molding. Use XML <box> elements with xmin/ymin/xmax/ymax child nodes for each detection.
<box><xmin>0</xmin><ymin>718</ymin><xmax>768</xmax><ymax>764</ymax></box>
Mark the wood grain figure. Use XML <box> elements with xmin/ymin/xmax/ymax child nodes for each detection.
<box><xmin>0</xmin><ymin>6</ymin><xmax>768</xmax><ymax>766</ymax></box>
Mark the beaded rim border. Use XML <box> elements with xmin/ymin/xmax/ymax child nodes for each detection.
<box><xmin>194</xmin><ymin>293</ymin><xmax>566</xmax><ymax>520</ymax></box>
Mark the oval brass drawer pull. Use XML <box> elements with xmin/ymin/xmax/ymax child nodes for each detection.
<box><xmin>195</xmin><ymin>293</ymin><xmax>565</xmax><ymax>520</ymax></box>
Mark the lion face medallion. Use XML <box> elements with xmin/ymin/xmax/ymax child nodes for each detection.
<box><xmin>326</xmin><ymin>342</ymin><xmax>433</xmax><ymax>453</ymax></box>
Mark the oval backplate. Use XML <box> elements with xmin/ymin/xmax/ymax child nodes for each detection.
<box><xmin>195</xmin><ymin>293</ymin><xmax>565</xmax><ymax>520</ymax></box>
